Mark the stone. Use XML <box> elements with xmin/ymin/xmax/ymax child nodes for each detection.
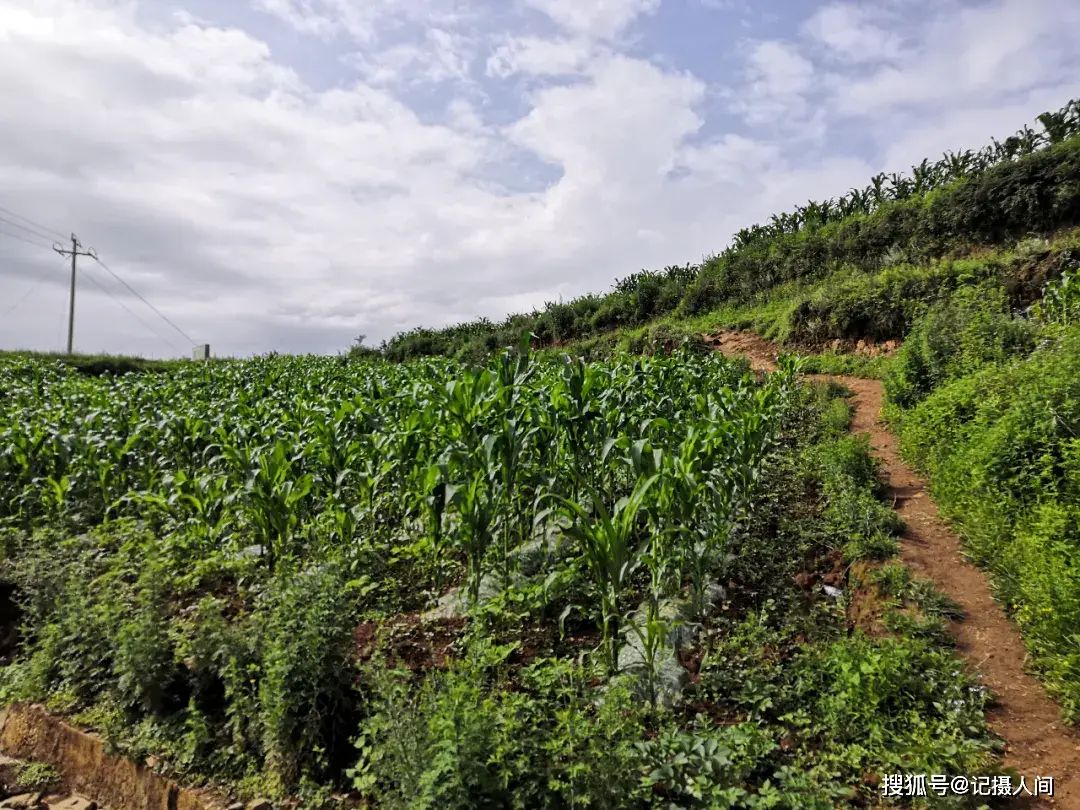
<box><xmin>421</xmin><ymin>588</ymin><xmax>467</xmax><ymax>621</ymax></box>
<box><xmin>247</xmin><ymin>799</ymin><xmax>272</xmax><ymax>810</ymax></box>
<box><xmin>614</xmin><ymin>583</ymin><xmax>726</xmax><ymax>710</ymax></box>
<box><xmin>47</xmin><ymin>797</ymin><xmax>95</xmax><ymax>810</ymax></box>
<box><xmin>1</xmin><ymin>793</ymin><xmax>41</xmax><ymax>810</ymax></box>
<box><xmin>228</xmin><ymin>804</ymin><xmax>244</xmax><ymax>810</ymax></box>
<box><xmin>421</xmin><ymin>526</ymin><xmax>573</xmax><ymax>621</ymax></box>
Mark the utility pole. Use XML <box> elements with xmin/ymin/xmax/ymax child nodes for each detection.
<box><xmin>52</xmin><ymin>234</ymin><xmax>96</xmax><ymax>355</ymax></box>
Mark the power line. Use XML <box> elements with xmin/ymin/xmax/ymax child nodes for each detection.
<box><xmin>0</xmin><ymin>205</ymin><xmax>67</xmax><ymax>241</ymax></box>
<box><xmin>81</xmin><ymin>266</ymin><xmax>186</xmax><ymax>355</ymax></box>
<box><xmin>0</xmin><ymin>228</ymin><xmax>54</xmax><ymax>250</ymax></box>
<box><xmin>91</xmin><ymin>254</ymin><xmax>196</xmax><ymax>347</ymax></box>
<box><xmin>0</xmin><ymin>215</ymin><xmax>57</xmax><ymax>243</ymax></box>
<box><xmin>1</xmin><ymin>274</ymin><xmax>51</xmax><ymax>319</ymax></box>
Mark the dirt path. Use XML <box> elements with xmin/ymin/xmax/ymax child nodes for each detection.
<box><xmin>703</xmin><ymin>331</ymin><xmax>1080</xmax><ymax>809</ymax></box>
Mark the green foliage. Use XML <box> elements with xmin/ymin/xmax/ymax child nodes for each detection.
<box><xmin>1033</xmin><ymin>265</ymin><xmax>1080</xmax><ymax>326</ymax></box>
<box><xmin>791</xmin><ymin>634</ymin><xmax>997</xmax><ymax>777</ymax></box>
<box><xmin>796</xmin><ymin>352</ymin><xmax>893</xmax><ymax>379</ymax></box>
<box><xmin>13</xmin><ymin>762</ymin><xmax>61</xmax><ymax>791</ymax></box>
<box><xmin>0</xmin><ymin>339</ymin><xmax>1007</xmax><ymax>806</ymax></box>
<box><xmin>0</xmin><ymin>349</ymin><xmax>210</xmax><ymax>376</ymax></box>
<box><xmin>893</xmin><ymin>324</ymin><xmax>1080</xmax><ymax>717</ymax></box>
<box><xmin>805</xmin><ymin>435</ymin><xmax>903</xmax><ymax>562</ymax></box>
<box><xmin>0</xmin><ymin>345</ymin><xmax>803</xmax><ymax>795</ymax></box>
<box><xmin>351</xmin><ymin>644</ymin><xmax>651</xmax><ymax>810</ymax></box>
<box><xmin>884</xmin><ymin>286</ymin><xmax>1037</xmax><ymax>409</ymax></box>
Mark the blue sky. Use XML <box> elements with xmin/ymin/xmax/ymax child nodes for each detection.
<box><xmin>0</xmin><ymin>0</ymin><xmax>1078</xmax><ymax>357</ymax></box>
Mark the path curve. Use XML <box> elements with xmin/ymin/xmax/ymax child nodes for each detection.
<box><xmin>703</xmin><ymin>331</ymin><xmax>1080</xmax><ymax>809</ymax></box>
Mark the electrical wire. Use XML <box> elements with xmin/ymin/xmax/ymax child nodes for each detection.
<box><xmin>1</xmin><ymin>275</ymin><xmax>51</xmax><ymax>319</ymax></box>
<box><xmin>0</xmin><ymin>228</ymin><xmax>55</xmax><ymax>250</ymax></box>
<box><xmin>91</xmin><ymin>254</ymin><xmax>196</xmax><ymax>347</ymax></box>
<box><xmin>0</xmin><ymin>215</ymin><xmax>57</xmax><ymax>243</ymax></box>
<box><xmin>0</xmin><ymin>205</ymin><xmax>67</xmax><ymax>241</ymax></box>
<box><xmin>81</xmin><ymin>268</ymin><xmax>186</xmax><ymax>356</ymax></box>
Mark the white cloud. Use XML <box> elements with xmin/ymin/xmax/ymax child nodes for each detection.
<box><xmin>252</xmin><ymin>0</ymin><xmax>339</xmax><ymax>39</ymax></box>
<box><xmin>523</xmin><ymin>0</ymin><xmax>660</xmax><ymax>41</ymax></box>
<box><xmin>486</xmin><ymin>36</ymin><xmax>594</xmax><ymax>78</ymax></box>
<box><xmin>253</xmin><ymin>0</ymin><xmax>471</xmax><ymax>43</ymax></box>
<box><xmin>829</xmin><ymin>0</ymin><xmax>1080</xmax><ymax>116</ymax></box>
<box><xmin>802</xmin><ymin>3</ymin><xmax>904</xmax><ymax>64</ymax></box>
<box><xmin>347</xmin><ymin>27</ymin><xmax>475</xmax><ymax>85</ymax></box>
<box><xmin>734</xmin><ymin>40</ymin><xmax>816</xmax><ymax>125</ymax></box>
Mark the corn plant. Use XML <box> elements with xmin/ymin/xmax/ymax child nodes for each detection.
<box><xmin>242</xmin><ymin>441</ymin><xmax>315</xmax><ymax>572</ymax></box>
<box><xmin>447</xmin><ymin>466</ymin><xmax>497</xmax><ymax>606</ymax></box>
<box><xmin>1035</xmin><ymin>267</ymin><xmax>1080</xmax><ymax>326</ymax></box>
<box><xmin>554</xmin><ymin>475</ymin><xmax>659</xmax><ymax>674</ymax></box>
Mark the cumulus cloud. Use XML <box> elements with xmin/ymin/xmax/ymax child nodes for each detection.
<box><xmin>0</xmin><ymin>0</ymin><xmax>1078</xmax><ymax>358</ymax></box>
<box><xmin>733</xmin><ymin>40</ymin><xmax>817</xmax><ymax>128</ymax></box>
<box><xmin>486</xmin><ymin>36</ymin><xmax>595</xmax><ymax>78</ymax></box>
<box><xmin>827</xmin><ymin>0</ymin><xmax>1080</xmax><ymax>116</ymax></box>
<box><xmin>523</xmin><ymin>0</ymin><xmax>660</xmax><ymax>41</ymax></box>
<box><xmin>802</xmin><ymin>3</ymin><xmax>905</xmax><ymax>64</ymax></box>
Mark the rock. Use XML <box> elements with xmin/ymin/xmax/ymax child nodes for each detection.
<box><xmin>247</xmin><ymin>799</ymin><xmax>272</xmax><ymax>810</ymax></box>
<box><xmin>144</xmin><ymin>756</ymin><xmax>158</xmax><ymax>770</ymax></box>
<box><xmin>0</xmin><ymin>756</ymin><xmax>23</xmax><ymax>796</ymax></box>
<box><xmin>1</xmin><ymin>793</ymin><xmax>41</xmax><ymax>810</ymax></box>
<box><xmin>823</xmin><ymin>585</ymin><xmax>844</xmax><ymax>599</ymax></box>
<box><xmin>227</xmin><ymin>804</ymin><xmax>244</xmax><ymax>810</ymax></box>
<box><xmin>421</xmin><ymin>525</ymin><xmax>573</xmax><ymax>621</ymax></box>
<box><xmin>507</xmin><ymin>523</ymin><xmax>569</xmax><ymax>578</ymax></box>
<box><xmin>421</xmin><ymin>588</ymin><xmax>467</xmax><ymax>621</ymax></box>
<box><xmin>701</xmin><ymin>583</ymin><xmax>728</xmax><ymax>617</ymax></box>
<box><xmin>47</xmin><ymin>797</ymin><xmax>95</xmax><ymax>810</ymax></box>
<box><xmin>614</xmin><ymin>646</ymin><xmax>690</xmax><ymax>709</ymax></box>
<box><xmin>614</xmin><ymin>584</ymin><xmax>727</xmax><ymax>710</ymax></box>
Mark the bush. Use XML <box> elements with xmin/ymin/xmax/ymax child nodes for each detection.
<box><xmin>351</xmin><ymin>642</ymin><xmax>651</xmax><ymax>810</ymax></box>
<box><xmin>806</xmin><ymin>435</ymin><xmax>904</xmax><ymax>561</ymax></box>
<box><xmin>894</xmin><ymin>325</ymin><xmax>1080</xmax><ymax>717</ymax></box>
<box><xmin>884</xmin><ymin>285</ymin><xmax>1036</xmax><ymax>409</ymax></box>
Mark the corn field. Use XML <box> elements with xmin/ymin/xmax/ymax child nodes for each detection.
<box><xmin>0</xmin><ymin>344</ymin><xmax>1007</xmax><ymax>807</ymax></box>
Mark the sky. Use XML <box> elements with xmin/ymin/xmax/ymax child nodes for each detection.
<box><xmin>0</xmin><ymin>0</ymin><xmax>1078</xmax><ymax>358</ymax></box>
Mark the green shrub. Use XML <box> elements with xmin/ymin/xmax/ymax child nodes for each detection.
<box><xmin>884</xmin><ymin>285</ymin><xmax>1036</xmax><ymax>409</ymax></box>
<box><xmin>806</xmin><ymin>435</ymin><xmax>904</xmax><ymax>561</ymax></box>
<box><xmin>351</xmin><ymin>643</ymin><xmax>651</xmax><ymax>810</ymax></box>
<box><xmin>894</xmin><ymin>325</ymin><xmax>1080</xmax><ymax>717</ymax></box>
<box><xmin>13</xmin><ymin>762</ymin><xmax>61</xmax><ymax>791</ymax></box>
